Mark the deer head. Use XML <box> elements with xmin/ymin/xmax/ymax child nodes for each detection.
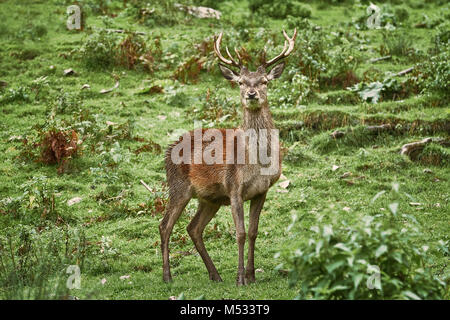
<box><xmin>214</xmin><ymin>29</ymin><xmax>297</xmax><ymax>110</ymax></box>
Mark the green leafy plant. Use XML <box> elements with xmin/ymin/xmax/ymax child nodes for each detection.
<box><xmin>79</xmin><ymin>29</ymin><xmax>119</xmax><ymax>69</ymax></box>
<box><xmin>250</xmin><ymin>0</ymin><xmax>312</xmax><ymax>19</ymax></box>
<box><xmin>279</xmin><ymin>194</ymin><xmax>447</xmax><ymax>299</ymax></box>
<box><xmin>0</xmin><ymin>225</ymin><xmax>88</xmax><ymax>299</ymax></box>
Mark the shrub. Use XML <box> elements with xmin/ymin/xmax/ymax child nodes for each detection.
<box><xmin>394</xmin><ymin>7</ymin><xmax>409</xmax><ymax>22</ymax></box>
<box><xmin>348</xmin><ymin>72</ymin><xmax>419</xmax><ymax>103</ymax></box>
<box><xmin>0</xmin><ymin>225</ymin><xmax>88</xmax><ymax>299</ymax></box>
<box><xmin>271</xmin><ymin>73</ymin><xmax>318</xmax><ymax>108</ymax></box>
<box><xmin>417</xmin><ymin>143</ymin><xmax>450</xmax><ymax>166</ymax></box>
<box><xmin>117</xmin><ymin>33</ymin><xmax>147</xmax><ymax>69</ymax></box>
<box><xmin>380</xmin><ymin>31</ymin><xmax>413</xmax><ymax>56</ymax></box>
<box><xmin>418</xmin><ymin>49</ymin><xmax>449</xmax><ymax>96</ymax></box>
<box><xmin>250</xmin><ymin>0</ymin><xmax>312</xmax><ymax>19</ymax></box>
<box><xmin>79</xmin><ymin>30</ymin><xmax>119</xmax><ymax>69</ymax></box>
<box><xmin>190</xmin><ymin>88</ymin><xmax>239</xmax><ymax>126</ymax></box>
<box><xmin>0</xmin><ymin>87</ymin><xmax>30</xmax><ymax>105</ymax></box>
<box><xmin>279</xmin><ymin>205</ymin><xmax>447</xmax><ymax>299</ymax></box>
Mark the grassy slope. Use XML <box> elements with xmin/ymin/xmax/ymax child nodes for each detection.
<box><xmin>0</xmin><ymin>1</ymin><xmax>448</xmax><ymax>299</ymax></box>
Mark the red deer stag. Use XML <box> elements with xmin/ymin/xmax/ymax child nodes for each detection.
<box><xmin>160</xmin><ymin>29</ymin><xmax>297</xmax><ymax>285</ymax></box>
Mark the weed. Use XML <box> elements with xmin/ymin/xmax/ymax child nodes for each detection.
<box><xmin>279</xmin><ymin>192</ymin><xmax>447</xmax><ymax>299</ymax></box>
<box><xmin>0</xmin><ymin>226</ymin><xmax>88</xmax><ymax>299</ymax></box>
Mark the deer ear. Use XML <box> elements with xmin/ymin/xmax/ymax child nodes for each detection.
<box><xmin>267</xmin><ymin>62</ymin><xmax>285</xmax><ymax>81</ymax></box>
<box><xmin>219</xmin><ymin>64</ymin><xmax>240</xmax><ymax>82</ymax></box>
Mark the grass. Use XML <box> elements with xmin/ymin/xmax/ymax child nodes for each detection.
<box><xmin>0</xmin><ymin>0</ymin><xmax>448</xmax><ymax>299</ymax></box>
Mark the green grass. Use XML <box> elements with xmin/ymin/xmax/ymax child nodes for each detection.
<box><xmin>0</xmin><ymin>0</ymin><xmax>448</xmax><ymax>299</ymax></box>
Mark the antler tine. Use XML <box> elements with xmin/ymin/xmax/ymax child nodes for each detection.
<box><xmin>234</xmin><ymin>47</ymin><xmax>243</xmax><ymax>63</ymax></box>
<box><xmin>214</xmin><ymin>32</ymin><xmax>242</xmax><ymax>69</ymax></box>
<box><xmin>226</xmin><ymin>46</ymin><xmax>242</xmax><ymax>68</ymax></box>
<box><xmin>263</xmin><ymin>28</ymin><xmax>297</xmax><ymax>68</ymax></box>
<box><xmin>283</xmin><ymin>28</ymin><xmax>297</xmax><ymax>55</ymax></box>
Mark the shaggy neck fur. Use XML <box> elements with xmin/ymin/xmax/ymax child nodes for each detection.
<box><xmin>241</xmin><ymin>103</ymin><xmax>274</xmax><ymax>131</ymax></box>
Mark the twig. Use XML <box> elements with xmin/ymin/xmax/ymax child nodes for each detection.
<box><xmin>106</xmin><ymin>29</ymin><xmax>147</xmax><ymax>35</ymax></box>
<box><xmin>396</xmin><ymin>67</ymin><xmax>414</xmax><ymax>77</ymax></box>
<box><xmin>140</xmin><ymin>180</ymin><xmax>153</xmax><ymax>193</ymax></box>
<box><xmin>369</xmin><ymin>55</ymin><xmax>391</xmax><ymax>63</ymax></box>
<box><xmin>100</xmin><ymin>81</ymin><xmax>119</xmax><ymax>94</ymax></box>
<box><xmin>330</xmin><ymin>124</ymin><xmax>393</xmax><ymax>139</ymax></box>
<box><xmin>366</xmin><ymin>124</ymin><xmax>393</xmax><ymax>132</ymax></box>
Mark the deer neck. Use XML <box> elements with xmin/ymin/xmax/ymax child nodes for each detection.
<box><xmin>240</xmin><ymin>103</ymin><xmax>274</xmax><ymax>131</ymax></box>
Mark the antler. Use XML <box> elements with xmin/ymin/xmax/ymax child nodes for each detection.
<box><xmin>214</xmin><ymin>32</ymin><xmax>243</xmax><ymax>69</ymax></box>
<box><xmin>262</xmin><ymin>28</ymin><xmax>297</xmax><ymax>69</ymax></box>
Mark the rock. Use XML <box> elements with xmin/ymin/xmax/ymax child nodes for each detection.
<box><xmin>67</xmin><ymin>197</ymin><xmax>82</xmax><ymax>206</ymax></box>
<box><xmin>63</xmin><ymin>68</ymin><xmax>76</xmax><ymax>76</ymax></box>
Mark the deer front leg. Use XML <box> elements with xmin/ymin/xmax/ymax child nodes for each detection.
<box><xmin>246</xmin><ymin>192</ymin><xmax>267</xmax><ymax>283</ymax></box>
<box><xmin>230</xmin><ymin>194</ymin><xmax>246</xmax><ymax>286</ymax></box>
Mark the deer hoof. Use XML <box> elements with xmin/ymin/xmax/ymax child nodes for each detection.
<box><xmin>210</xmin><ymin>273</ymin><xmax>223</xmax><ymax>282</ymax></box>
<box><xmin>163</xmin><ymin>273</ymin><xmax>173</xmax><ymax>283</ymax></box>
<box><xmin>236</xmin><ymin>275</ymin><xmax>247</xmax><ymax>286</ymax></box>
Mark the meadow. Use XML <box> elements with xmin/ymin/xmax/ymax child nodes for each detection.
<box><xmin>0</xmin><ymin>0</ymin><xmax>448</xmax><ymax>299</ymax></box>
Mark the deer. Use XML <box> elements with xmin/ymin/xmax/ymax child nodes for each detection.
<box><xmin>159</xmin><ymin>29</ymin><xmax>297</xmax><ymax>286</ymax></box>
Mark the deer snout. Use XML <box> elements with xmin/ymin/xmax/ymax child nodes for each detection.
<box><xmin>247</xmin><ymin>91</ymin><xmax>257</xmax><ymax>100</ymax></box>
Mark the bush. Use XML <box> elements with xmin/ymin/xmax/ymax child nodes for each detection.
<box><xmin>381</xmin><ymin>31</ymin><xmax>412</xmax><ymax>56</ymax></box>
<box><xmin>79</xmin><ymin>29</ymin><xmax>162</xmax><ymax>72</ymax></box>
<box><xmin>250</xmin><ymin>0</ymin><xmax>311</xmax><ymax>19</ymax></box>
<box><xmin>0</xmin><ymin>87</ymin><xmax>30</xmax><ymax>105</ymax></box>
<box><xmin>417</xmin><ymin>143</ymin><xmax>450</xmax><ymax>166</ymax></box>
<box><xmin>0</xmin><ymin>225</ymin><xmax>88</xmax><ymax>299</ymax></box>
<box><xmin>79</xmin><ymin>29</ymin><xmax>119</xmax><ymax>69</ymax></box>
<box><xmin>418</xmin><ymin>50</ymin><xmax>449</xmax><ymax>96</ymax></box>
<box><xmin>279</xmin><ymin>204</ymin><xmax>447</xmax><ymax>299</ymax></box>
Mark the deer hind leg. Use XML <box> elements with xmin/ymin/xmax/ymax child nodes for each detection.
<box><xmin>159</xmin><ymin>191</ymin><xmax>191</xmax><ymax>282</ymax></box>
<box><xmin>230</xmin><ymin>194</ymin><xmax>246</xmax><ymax>286</ymax></box>
<box><xmin>246</xmin><ymin>192</ymin><xmax>267</xmax><ymax>283</ymax></box>
<box><xmin>187</xmin><ymin>201</ymin><xmax>222</xmax><ymax>282</ymax></box>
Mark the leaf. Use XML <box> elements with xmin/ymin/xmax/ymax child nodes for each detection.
<box><xmin>315</xmin><ymin>239</ymin><xmax>323</xmax><ymax>255</ymax></box>
<box><xmin>334</xmin><ymin>243</ymin><xmax>351</xmax><ymax>252</ymax></box>
<box><xmin>329</xmin><ymin>285</ymin><xmax>349</xmax><ymax>293</ymax></box>
<box><xmin>371</xmin><ymin>190</ymin><xmax>386</xmax><ymax>203</ymax></box>
<box><xmin>375</xmin><ymin>244</ymin><xmax>388</xmax><ymax>258</ymax></box>
<box><xmin>323</xmin><ymin>225</ymin><xmax>333</xmax><ymax>237</ymax></box>
<box><xmin>326</xmin><ymin>260</ymin><xmax>345</xmax><ymax>273</ymax></box>
<box><xmin>358</xmin><ymin>81</ymin><xmax>383</xmax><ymax>103</ymax></box>
<box><xmin>388</xmin><ymin>202</ymin><xmax>398</xmax><ymax>215</ymax></box>
<box><xmin>403</xmin><ymin>291</ymin><xmax>422</xmax><ymax>300</ymax></box>
<box><xmin>352</xmin><ymin>273</ymin><xmax>363</xmax><ymax>289</ymax></box>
